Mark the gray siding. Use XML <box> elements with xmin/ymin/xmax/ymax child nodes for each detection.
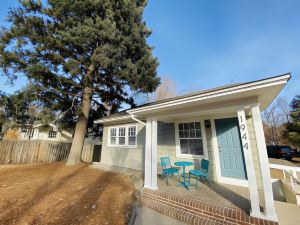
<box><xmin>205</xmin><ymin>125</ymin><xmax>217</xmax><ymax>181</ymax></box>
<box><xmin>101</xmin><ymin>123</ymin><xmax>145</xmax><ymax>170</ymax></box>
<box><xmin>156</xmin><ymin>122</ymin><xmax>216</xmax><ymax>180</ymax></box>
<box><xmin>246</xmin><ymin>116</ymin><xmax>263</xmax><ymax>190</ymax></box>
<box><xmin>157</xmin><ymin>122</ymin><xmax>176</xmax><ymax>173</ymax></box>
<box><xmin>101</xmin><ymin>121</ymin><xmax>218</xmax><ymax>181</ymax></box>
<box><xmin>100</xmin><ymin>116</ymin><xmax>263</xmax><ymax>190</ymax></box>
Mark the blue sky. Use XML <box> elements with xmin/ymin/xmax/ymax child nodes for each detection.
<box><xmin>1</xmin><ymin>0</ymin><xmax>299</xmax><ymax>102</ymax></box>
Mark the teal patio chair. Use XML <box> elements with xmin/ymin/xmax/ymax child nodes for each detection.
<box><xmin>188</xmin><ymin>159</ymin><xmax>210</xmax><ymax>188</ymax></box>
<box><xmin>160</xmin><ymin>156</ymin><xmax>180</xmax><ymax>185</ymax></box>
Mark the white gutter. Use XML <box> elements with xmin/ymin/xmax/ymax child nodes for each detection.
<box><xmin>130</xmin><ymin>114</ymin><xmax>146</xmax><ymax>126</ymax></box>
<box><xmin>94</xmin><ymin>115</ymin><xmax>131</xmax><ymax>124</ymax></box>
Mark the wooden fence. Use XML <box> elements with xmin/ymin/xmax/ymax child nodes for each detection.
<box><xmin>0</xmin><ymin>140</ymin><xmax>101</xmax><ymax>165</ymax></box>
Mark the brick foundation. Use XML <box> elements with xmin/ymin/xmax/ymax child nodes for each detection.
<box><xmin>141</xmin><ymin>188</ymin><xmax>278</xmax><ymax>225</ymax></box>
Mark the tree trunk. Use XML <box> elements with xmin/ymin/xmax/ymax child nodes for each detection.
<box><xmin>66</xmin><ymin>87</ymin><xmax>92</xmax><ymax>165</ymax></box>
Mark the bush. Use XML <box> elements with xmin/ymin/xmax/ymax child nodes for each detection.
<box><xmin>4</xmin><ymin>129</ymin><xmax>19</xmax><ymax>140</ymax></box>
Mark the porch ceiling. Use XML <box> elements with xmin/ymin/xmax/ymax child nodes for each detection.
<box><xmin>139</xmin><ymin>97</ymin><xmax>256</xmax><ymax>122</ymax></box>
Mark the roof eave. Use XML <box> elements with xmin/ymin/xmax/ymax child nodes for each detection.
<box><xmin>127</xmin><ymin>73</ymin><xmax>291</xmax><ymax>114</ymax></box>
<box><xmin>94</xmin><ymin>115</ymin><xmax>131</xmax><ymax>124</ymax></box>
<box><xmin>94</xmin><ymin>73</ymin><xmax>291</xmax><ymax>124</ymax></box>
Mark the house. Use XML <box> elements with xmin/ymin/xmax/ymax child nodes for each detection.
<box><xmin>19</xmin><ymin>122</ymin><xmax>73</xmax><ymax>142</ymax></box>
<box><xmin>94</xmin><ymin>73</ymin><xmax>291</xmax><ymax>223</ymax></box>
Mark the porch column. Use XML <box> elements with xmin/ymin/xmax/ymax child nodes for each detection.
<box><xmin>236</xmin><ymin>108</ymin><xmax>263</xmax><ymax>219</ymax></box>
<box><xmin>251</xmin><ymin>104</ymin><xmax>278</xmax><ymax>221</ymax></box>
<box><xmin>144</xmin><ymin>118</ymin><xmax>158</xmax><ymax>190</ymax></box>
<box><xmin>151</xmin><ymin>120</ymin><xmax>158</xmax><ymax>190</ymax></box>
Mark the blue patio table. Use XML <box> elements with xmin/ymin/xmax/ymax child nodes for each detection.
<box><xmin>174</xmin><ymin>161</ymin><xmax>194</xmax><ymax>189</ymax></box>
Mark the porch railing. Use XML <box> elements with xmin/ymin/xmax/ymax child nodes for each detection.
<box><xmin>269</xmin><ymin>163</ymin><xmax>300</xmax><ymax>193</ymax></box>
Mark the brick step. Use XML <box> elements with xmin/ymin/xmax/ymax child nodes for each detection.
<box><xmin>142</xmin><ymin>188</ymin><xmax>278</xmax><ymax>225</ymax></box>
<box><xmin>141</xmin><ymin>196</ymin><xmax>219</xmax><ymax>225</ymax></box>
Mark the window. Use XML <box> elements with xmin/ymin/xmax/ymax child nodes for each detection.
<box><xmin>128</xmin><ymin>126</ymin><xmax>136</xmax><ymax>146</ymax></box>
<box><xmin>108</xmin><ymin>125</ymin><xmax>137</xmax><ymax>147</ymax></box>
<box><xmin>118</xmin><ymin>127</ymin><xmax>126</xmax><ymax>145</ymax></box>
<box><xmin>26</xmin><ymin>129</ymin><xmax>34</xmax><ymax>139</ymax></box>
<box><xmin>48</xmin><ymin>131</ymin><xmax>57</xmax><ymax>139</ymax></box>
<box><xmin>110</xmin><ymin>128</ymin><xmax>116</xmax><ymax>145</ymax></box>
<box><xmin>178</xmin><ymin>122</ymin><xmax>203</xmax><ymax>156</ymax></box>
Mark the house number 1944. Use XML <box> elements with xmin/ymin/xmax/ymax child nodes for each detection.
<box><xmin>239</xmin><ymin>116</ymin><xmax>249</xmax><ymax>150</ymax></box>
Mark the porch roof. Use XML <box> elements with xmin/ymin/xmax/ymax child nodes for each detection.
<box><xmin>95</xmin><ymin>73</ymin><xmax>291</xmax><ymax>124</ymax></box>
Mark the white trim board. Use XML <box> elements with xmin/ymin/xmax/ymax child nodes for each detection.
<box><xmin>252</xmin><ymin>105</ymin><xmax>278</xmax><ymax>221</ymax></box>
<box><xmin>237</xmin><ymin>108</ymin><xmax>262</xmax><ymax>218</ymax></box>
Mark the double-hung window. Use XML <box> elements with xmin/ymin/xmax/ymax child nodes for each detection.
<box><xmin>178</xmin><ymin>122</ymin><xmax>203</xmax><ymax>156</ymax></box>
<box><xmin>118</xmin><ymin>127</ymin><xmax>126</xmax><ymax>145</ymax></box>
<box><xmin>110</xmin><ymin>128</ymin><xmax>117</xmax><ymax>145</ymax></box>
<box><xmin>108</xmin><ymin>125</ymin><xmax>137</xmax><ymax>147</ymax></box>
<box><xmin>128</xmin><ymin>126</ymin><xmax>136</xmax><ymax>146</ymax></box>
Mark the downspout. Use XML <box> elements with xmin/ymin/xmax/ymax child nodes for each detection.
<box><xmin>130</xmin><ymin>114</ymin><xmax>146</xmax><ymax>126</ymax></box>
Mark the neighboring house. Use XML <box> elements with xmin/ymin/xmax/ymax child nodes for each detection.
<box><xmin>19</xmin><ymin>122</ymin><xmax>73</xmax><ymax>142</ymax></box>
<box><xmin>18</xmin><ymin>122</ymin><xmax>101</xmax><ymax>144</ymax></box>
<box><xmin>95</xmin><ymin>73</ymin><xmax>291</xmax><ymax>222</ymax></box>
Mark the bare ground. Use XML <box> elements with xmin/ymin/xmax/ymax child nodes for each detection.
<box><xmin>0</xmin><ymin>163</ymin><xmax>136</xmax><ymax>225</ymax></box>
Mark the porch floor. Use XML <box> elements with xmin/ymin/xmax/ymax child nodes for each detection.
<box><xmin>92</xmin><ymin>163</ymin><xmax>261</xmax><ymax>216</ymax></box>
<box><xmin>157</xmin><ymin>175</ymin><xmax>252</xmax><ymax>214</ymax></box>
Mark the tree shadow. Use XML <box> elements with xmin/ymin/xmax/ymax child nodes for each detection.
<box><xmin>47</xmin><ymin>171</ymin><xmax>135</xmax><ymax>225</ymax></box>
<box><xmin>208</xmin><ymin>181</ymin><xmax>252</xmax><ymax>214</ymax></box>
<box><xmin>0</xmin><ymin>164</ymin><xmax>89</xmax><ymax>224</ymax></box>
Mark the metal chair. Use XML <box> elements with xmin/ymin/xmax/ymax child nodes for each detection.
<box><xmin>160</xmin><ymin>156</ymin><xmax>180</xmax><ymax>185</ymax></box>
<box><xmin>189</xmin><ymin>159</ymin><xmax>210</xmax><ymax>188</ymax></box>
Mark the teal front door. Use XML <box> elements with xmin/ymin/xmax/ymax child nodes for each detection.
<box><xmin>215</xmin><ymin>118</ymin><xmax>247</xmax><ymax>180</ymax></box>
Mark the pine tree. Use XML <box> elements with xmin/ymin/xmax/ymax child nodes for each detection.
<box><xmin>0</xmin><ymin>0</ymin><xmax>159</xmax><ymax>164</ymax></box>
<box><xmin>287</xmin><ymin>95</ymin><xmax>300</xmax><ymax>147</ymax></box>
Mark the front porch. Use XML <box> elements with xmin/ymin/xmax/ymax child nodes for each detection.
<box><xmin>141</xmin><ymin>102</ymin><xmax>278</xmax><ymax>223</ymax></box>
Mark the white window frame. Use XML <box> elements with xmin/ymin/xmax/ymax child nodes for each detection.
<box><xmin>107</xmin><ymin>124</ymin><xmax>137</xmax><ymax>148</ymax></box>
<box><xmin>128</xmin><ymin>126</ymin><xmax>137</xmax><ymax>146</ymax></box>
<box><xmin>109</xmin><ymin>128</ymin><xmax>117</xmax><ymax>145</ymax></box>
<box><xmin>175</xmin><ymin>119</ymin><xmax>208</xmax><ymax>159</ymax></box>
<box><xmin>118</xmin><ymin>127</ymin><xmax>126</xmax><ymax>145</ymax></box>
<box><xmin>48</xmin><ymin>131</ymin><xmax>57</xmax><ymax>139</ymax></box>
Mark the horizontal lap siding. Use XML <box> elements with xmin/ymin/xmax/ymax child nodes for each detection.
<box><xmin>246</xmin><ymin>116</ymin><xmax>263</xmax><ymax>190</ymax></box>
<box><xmin>101</xmin><ymin>121</ymin><xmax>217</xmax><ymax>182</ymax></box>
<box><xmin>157</xmin><ymin>122</ymin><xmax>176</xmax><ymax>174</ymax></box>
<box><xmin>157</xmin><ymin>122</ymin><xmax>217</xmax><ymax>180</ymax></box>
<box><xmin>101</xmin><ymin>117</ymin><xmax>260</xmax><ymax>189</ymax></box>
<box><xmin>205</xmin><ymin>126</ymin><xmax>217</xmax><ymax>181</ymax></box>
<box><xmin>101</xmin><ymin>123</ymin><xmax>145</xmax><ymax>170</ymax></box>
